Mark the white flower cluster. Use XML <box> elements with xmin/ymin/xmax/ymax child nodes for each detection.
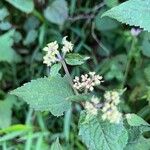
<box><xmin>104</xmin><ymin>91</ymin><xmax>120</xmax><ymax>105</ymax></box>
<box><xmin>43</xmin><ymin>36</ymin><xmax>73</xmax><ymax>66</ymax></box>
<box><xmin>62</xmin><ymin>36</ymin><xmax>73</xmax><ymax>54</ymax></box>
<box><xmin>84</xmin><ymin>96</ymin><xmax>100</xmax><ymax>115</ymax></box>
<box><xmin>43</xmin><ymin>41</ymin><xmax>59</xmax><ymax>66</ymax></box>
<box><xmin>85</xmin><ymin>102</ymin><xmax>98</xmax><ymax>115</ymax></box>
<box><xmin>73</xmin><ymin>72</ymin><xmax>103</xmax><ymax>92</ymax></box>
<box><xmin>84</xmin><ymin>92</ymin><xmax>122</xmax><ymax>124</ymax></box>
<box><xmin>102</xmin><ymin>91</ymin><xmax>122</xmax><ymax>124</ymax></box>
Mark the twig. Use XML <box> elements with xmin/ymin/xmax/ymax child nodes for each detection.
<box><xmin>93</xmin><ymin>2</ymin><xmax>105</xmax><ymax>12</ymax></box>
<box><xmin>91</xmin><ymin>22</ymin><xmax>110</xmax><ymax>55</ymax></box>
<box><xmin>68</xmin><ymin>2</ymin><xmax>105</xmax><ymax>22</ymax></box>
<box><xmin>68</xmin><ymin>14</ymin><xmax>94</xmax><ymax>22</ymax></box>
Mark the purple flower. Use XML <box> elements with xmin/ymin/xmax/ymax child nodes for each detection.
<box><xmin>131</xmin><ymin>28</ymin><xmax>142</xmax><ymax>37</ymax></box>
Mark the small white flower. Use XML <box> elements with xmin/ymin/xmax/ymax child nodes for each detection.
<box><xmin>102</xmin><ymin>103</ymin><xmax>111</xmax><ymax>112</ymax></box>
<box><xmin>102</xmin><ymin>108</ymin><xmax>122</xmax><ymax>124</ymax></box>
<box><xmin>73</xmin><ymin>73</ymin><xmax>103</xmax><ymax>92</ymax></box>
<box><xmin>43</xmin><ymin>41</ymin><xmax>59</xmax><ymax>54</ymax></box>
<box><xmin>42</xmin><ymin>37</ymin><xmax>75</xmax><ymax>67</ymax></box>
<box><xmin>111</xmin><ymin>91</ymin><xmax>120</xmax><ymax>105</ymax></box>
<box><xmin>125</xmin><ymin>113</ymin><xmax>132</xmax><ymax>119</ymax></box>
<box><xmin>104</xmin><ymin>91</ymin><xmax>120</xmax><ymax>105</ymax></box>
<box><xmin>43</xmin><ymin>55</ymin><xmax>52</xmax><ymax>66</ymax></box>
<box><xmin>43</xmin><ymin>54</ymin><xmax>57</xmax><ymax>67</ymax></box>
<box><xmin>74</xmin><ymin>76</ymin><xmax>79</xmax><ymax>82</ymax></box>
<box><xmin>43</xmin><ymin>47</ymin><xmax>49</xmax><ymax>51</ymax></box>
<box><xmin>42</xmin><ymin>41</ymin><xmax>59</xmax><ymax>67</ymax></box>
<box><xmin>104</xmin><ymin>92</ymin><xmax>111</xmax><ymax>101</ymax></box>
<box><xmin>91</xmin><ymin>96</ymin><xmax>99</xmax><ymax>105</ymax></box>
<box><xmin>89</xmin><ymin>86</ymin><xmax>94</xmax><ymax>91</ymax></box>
<box><xmin>101</xmin><ymin>90</ymin><xmax>122</xmax><ymax>124</ymax></box>
<box><xmin>85</xmin><ymin>102</ymin><xmax>98</xmax><ymax>115</ymax></box>
<box><xmin>47</xmin><ymin>41</ymin><xmax>58</xmax><ymax>49</ymax></box>
<box><xmin>62</xmin><ymin>36</ymin><xmax>73</xmax><ymax>54</ymax></box>
<box><xmin>94</xmin><ymin>79</ymin><xmax>100</xmax><ymax>85</ymax></box>
<box><xmin>109</xmin><ymin>111</ymin><xmax>122</xmax><ymax>124</ymax></box>
<box><xmin>89</xmin><ymin>72</ymin><xmax>96</xmax><ymax>76</ymax></box>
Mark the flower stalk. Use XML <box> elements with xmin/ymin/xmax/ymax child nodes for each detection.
<box><xmin>59</xmin><ymin>55</ymin><xmax>78</xmax><ymax>95</ymax></box>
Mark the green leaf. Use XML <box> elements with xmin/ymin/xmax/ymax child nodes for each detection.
<box><xmin>102</xmin><ymin>0</ymin><xmax>150</xmax><ymax>32</ymax></box>
<box><xmin>65</xmin><ymin>53</ymin><xmax>90</xmax><ymax>66</ymax></box>
<box><xmin>0</xmin><ymin>21</ymin><xmax>12</xmax><ymax>31</ymax></box>
<box><xmin>95</xmin><ymin>15</ymin><xmax>119</xmax><ymax>31</ymax></box>
<box><xmin>0</xmin><ymin>95</ymin><xmax>15</xmax><ymax>129</ymax></box>
<box><xmin>39</xmin><ymin>24</ymin><xmax>46</xmax><ymax>47</ymax></box>
<box><xmin>144</xmin><ymin>87</ymin><xmax>150</xmax><ymax>101</ymax></box>
<box><xmin>67</xmin><ymin>94</ymin><xmax>92</xmax><ymax>102</ymax></box>
<box><xmin>79</xmin><ymin>111</ymin><xmax>128</xmax><ymax>150</ymax></box>
<box><xmin>44</xmin><ymin>0</ymin><xmax>68</xmax><ymax>25</ymax></box>
<box><xmin>6</xmin><ymin>0</ymin><xmax>34</xmax><ymax>13</ymax></box>
<box><xmin>0</xmin><ymin>71</ymin><xmax>2</xmax><ymax>80</ymax></box>
<box><xmin>0</xmin><ymin>124</ymin><xmax>31</xmax><ymax>134</ymax></box>
<box><xmin>0</xmin><ymin>30</ymin><xmax>21</xmax><ymax>63</ymax></box>
<box><xmin>10</xmin><ymin>76</ymin><xmax>74</xmax><ymax>116</ymax></box>
<box><xmin>0</xmin><ymin>7</ymin><xmax>9</xmax><ymax>21</ymax></box>
<box><xmin>142</xmin><ymin>39</ymin><xmax>150</xmax><ymax>57</ymax></box>
<box><xmin>126</xmin><ymin>114</ymin><xmax>150</xmax><ymax>126</ymax></box>
<box><xmin>50</xmin><ymin>138</ymin><xmax>63</xmax><ymax>150</ymax></box>
<box><xmin>23</xmin><ymin>16</ymin><xmax>40</xmax><ymax>31</ymax></box>
<box><xmin>104</xmin><ymin>61</ymin><xmax>124</xmax><ymax>81</ymax></box>
<box><xmin>105</xmin><ymin>0</ymin><xmax>119</xmax><ymax>8</ymax></box>
<box><xmin>14</xmin><ymin>31</ymin><xmax>23</xmax><ymax>44</ymax></box>
<box><xmin>124</xmin><ymin>136</ymin><xmax>150</xmax><ymax>150</ymax></box>
<box><xmin>64</xmin><ymin>108</ymin><xmax>71</xmax><ymax>141</ymax></box>
<box><xmin>23</xmin><ymin>29</ymin><xmax>38</xmax><ymax>46</ymax></box>
<box><xmin>50</xmin><ymin>63</ymin><xmax>62</xmax><ymax>77</ymax></box>
<box><xmin>95</xmin><ymin>9</ymin><xmax>119</xmax><ymax>31</ymax></box>
<box><xmin>124</xmin><ymin>113</ymin><xmax>150</xmax><ymax>150</ymax></box>
<box><xmin>124</xmin><ymin>117</ymin><xmax>150</xmax><ymax>150</ymax></box>
<box><xmin>0</xmin><ymin>130</ymin><xmax>26</xmax><ymax>142</ymax></box>
<box><xmin>144</xmin><ymin>65</ymin><xmax>150</xmax><ymax>83</ymax></box>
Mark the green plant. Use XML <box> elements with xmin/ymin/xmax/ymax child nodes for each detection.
<box><xmin>10</xmin><ymin>35</ymin><xmax>150</xmax><ymax>149</ymax></box>
<box><xmin>0</xmin><ymin>0</ymin><xmax>150</xmax><ymax>149</ymax></box>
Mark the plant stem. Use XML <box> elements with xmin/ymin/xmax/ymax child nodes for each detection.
<box><xmin>61</xmin><ymin>59</ymin><xmax>78</xmax><ymax>95</ymax></box>
<box><xmin>121</xmin><ymin>39</ymin><xmax>135</xmax><ymax>89</ymax></box>
<box><xmin>11</xmin><ymin>64</ymin><xmax>19</xmax><ymax>87</ymax></box>
<box><xmin>56</xmin><ymin>53</ymin><xmax>78</xmax><ymax>95</ymax></box>
<box><xmin>25</xmin><ymin>108</ymin><xmax>34</xmax><ymax>150</ymax></box>
<box><xmin>32</xmin><ymin>9</ymin><xmax>45</xmax><ymax>23</ymax></box>
<box><xmin>25</xmin><ymin>108</ymin><xmax>34</xmax><ymax>125</ymax></box>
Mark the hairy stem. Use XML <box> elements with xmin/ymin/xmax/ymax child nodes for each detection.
<box><xmin>57</xmin><ymin>53</ymin><xmax>78</xmax><ymax>95</ymax></box>
<box><xmin>61</xmin><ymin>59</ymin><xmax>78</xmax><ymax>95</ymax></box>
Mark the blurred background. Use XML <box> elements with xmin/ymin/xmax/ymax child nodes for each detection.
<box><xmin>0</xmin><ymin>0</ymin><xmax>150</xmax><ymax>149</ymax></box>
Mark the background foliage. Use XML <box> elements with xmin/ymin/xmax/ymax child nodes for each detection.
<box><xmin>0</xmin><ymin>0</ymin><xmax>150</xmax><ymax>149</ymax></box>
